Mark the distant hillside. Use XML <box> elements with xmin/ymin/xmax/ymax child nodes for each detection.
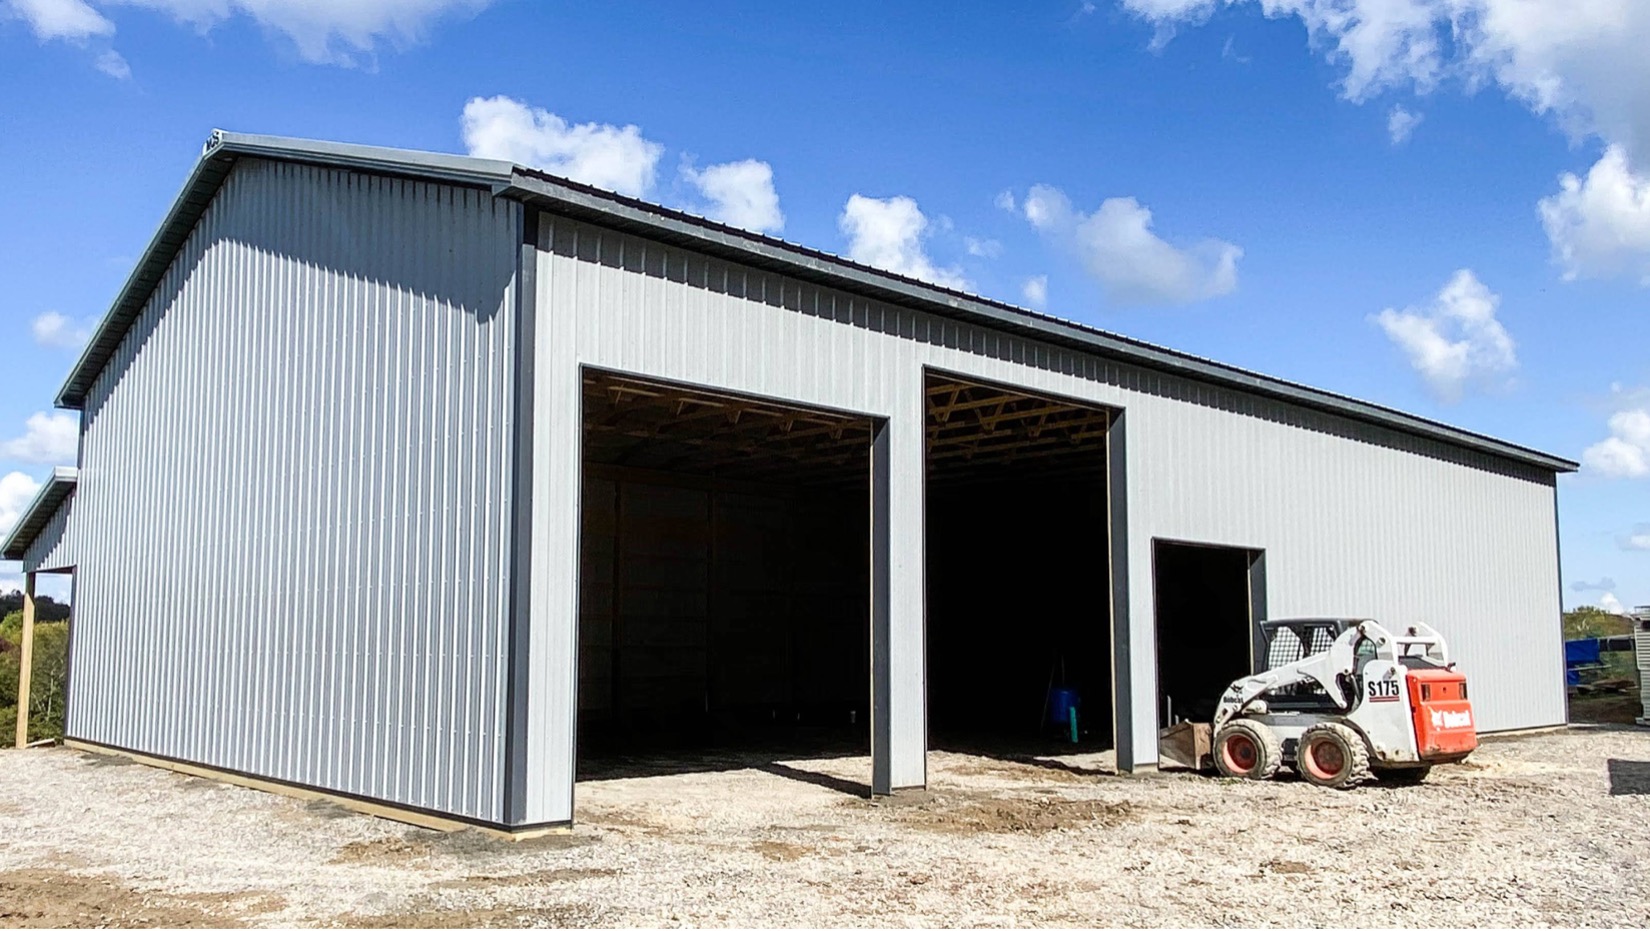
<box><xmin>0</xmin><ymin>592</ymin><xmax>70</xmax><ymax>622</ymax></box>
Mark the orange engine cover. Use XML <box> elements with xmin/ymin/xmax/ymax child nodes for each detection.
<box><xmin>1406</xmin><ymin>667</ymin><xmax>1478</xmax><ymax>760</ymax></box>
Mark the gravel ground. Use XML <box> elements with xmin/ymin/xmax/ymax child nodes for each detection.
<box><xmin>2</xmin><ymin>726</ymin><xmax>1648</xmax><ymax>928</ymax></box>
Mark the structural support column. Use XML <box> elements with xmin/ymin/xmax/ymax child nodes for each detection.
<box><xmin>503</xmin><ymin>211</ymin><xmax>540</xmax><ymax>825</ymax></box>
<box><xmin>14</xmin><ymin>572</ymin><xmax>36</xmax><ymax>749</ymax></box>
<box><xmin>519</xmin><ymin>209</ymin><xmax>581</xmax><ymax>827</ymax></box>
<box><xmin>871</xmin><ymin>369</ymin><xmax>927</xmax><ymax>795</ymax></box>
<box><xmin>1107</xmin><ymin>412</ymin><xmax>1135</xmax><ymax>773</ymax></box>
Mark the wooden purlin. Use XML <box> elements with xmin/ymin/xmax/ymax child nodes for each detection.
<box><xmin>923</xmin><ymin>378</ymin><xmax>1111</xmax><ymax>481</ymax></box>
<box><xmin>582</xmin><ymin>372</ymin><xmax>1110</xmax><ymax>484</ymax></box>
<box><xmin>582</xmin><ymin>370</ymin><xmax>873</xmax><ymax>482</ymax></box>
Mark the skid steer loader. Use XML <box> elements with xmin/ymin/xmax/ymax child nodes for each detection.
<box><xmin>1195</xmin><ymin>618</ymin><xmax>1477</xmax><ymax>788</ymax></box>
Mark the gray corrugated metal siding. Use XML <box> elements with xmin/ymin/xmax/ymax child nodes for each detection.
<box><xmin>519</xmin><ymin>214</ymin><xmax>1563</xmax><ymax>818</ymax></box>
<box><xmin>67</xmin><ymin>159</ymin><xmax>522</xmax><ymax>823</ymax></box>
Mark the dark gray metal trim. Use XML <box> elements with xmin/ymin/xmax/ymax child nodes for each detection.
<box><xmin>2</xmin><ymin>468</ymin><xmax>78</xmax><ymax>561</ymax></box>
<box><xmin>54</xmin><ymin>130</ymin><xmax>1578</xmax><ymax>475</ymax></box>
<box><xmin>62</xmin><ymin>570</ymin><xmax>77</xmax><ymax>741</ymax></box>
<box><xmin>1551</xmin><ymin>483</ymin><xmax>1570</xmax><ymax>726</ymax></box>
<box><xmin>869</xmin><ymin>418</ymin><xmax>893</xmax><ymax>797</ymax></box>
<box><xmin>1107</xmin><ymin>411</ymin><xmax>1133</xmax><ymax>773</ymax></box>
<box><xmin>502</xmin><ymin>208</ymin><xmax>538</xmax><ymax>825</ymax></box>
<box><xmin>1248</xmin><ymin>551</ymin><xmax>1269</xmax><ymax>676</ymax></box>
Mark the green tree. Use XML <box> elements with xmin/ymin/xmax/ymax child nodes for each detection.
<box><xmin>0</xmin><ymin>618</ymin><xmax>71</xmax><ymax>744</ymax></box>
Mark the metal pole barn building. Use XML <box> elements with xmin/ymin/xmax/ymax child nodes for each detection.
<box><xmin>2</xmin><ymin>130</ymin><xmax>1577</xmax><ymax>835</ymax></box>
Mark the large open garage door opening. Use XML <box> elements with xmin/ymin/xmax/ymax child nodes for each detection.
<box><xmin>924</xmin><ymin>373</ymin><xmax>1117</xmax><ymax>763</ymax></box>
<box><xmin>577</xmin><ymin>370</ymin><xmax>875</xmax><ymax>790</ymax></box>
<box><xmin>1152</xmin><ymin>540</ymin><xmax>1265</xmax><ymax>730</ymax></box>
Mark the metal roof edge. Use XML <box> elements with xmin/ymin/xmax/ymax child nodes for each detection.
<box><xmin>208</xmin><ymin>130</ymin><xmax>516</xmax><ymax>189</ymax></box>
<box><xmin>53</xmin><ymin>131</ymin><xmax>515</xmax><ymax>409</ymax></box>
<box><xmin>49</xmin><ymin>130</ymin><xmax>1578</xmax><ymax>474</ymax></box>
<box><xmin>1</xmin><ymin>467</ymin><xmax>78</xmax><ymax>562</ymax></box>
<box><xmin>55</xmin><ymin>141</ymin><xmax>231</xmax><ymax>409</ymax></box>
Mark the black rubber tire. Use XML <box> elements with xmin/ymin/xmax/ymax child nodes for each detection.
<box><xmin>1374</xmin><ymin>766</ymin><xmax>1432</xmax><ymax>785</ymax></box>
<box><xmin>1213</xmin><ymin>720</ymin><xmax>1283</xmax><ymax>780</ymax></box>
<box><xmin>1298</xmin><ymin>722</ymin><xmax>1372</xmax><ymax>789</ymax></box>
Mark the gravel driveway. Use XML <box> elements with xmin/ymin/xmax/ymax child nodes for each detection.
<box><xmin>2</xmin><ymin>726</ymin><xmax>1648</xmax><ymax>928</ymax></box>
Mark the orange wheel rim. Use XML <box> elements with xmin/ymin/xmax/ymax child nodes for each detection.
<box><xmin>1222</xmin><ymin>733</ymin><xmax>1258</xmax><ymax>774</ymax></box>
<box><xmin>1304</xmin><ymin>739</ymin><xmax>1345</xmax><ymax>780</ymax></box>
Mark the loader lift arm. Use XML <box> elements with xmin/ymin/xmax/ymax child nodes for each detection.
<box><xmin>1213</xmin><ymin>637</ymin><xmax>1355</xmax><ymax>731</ymax></box>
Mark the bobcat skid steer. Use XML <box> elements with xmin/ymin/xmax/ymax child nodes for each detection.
<box><xmin>1204</xmin><ymin>618</ymin><xmax>1478</xmax><ymax>788</ymax></box>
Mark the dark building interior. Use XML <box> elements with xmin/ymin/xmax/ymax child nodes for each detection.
<box><xmin>923</xmin><ymin>376</ymin><xmax>1116</xmax><ymax>754</ymax></box>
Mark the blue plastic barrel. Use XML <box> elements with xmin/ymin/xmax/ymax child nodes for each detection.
<box><xmin>1049</xmin><ymin>687</ymin><xmax>1080</xmax><ymax>726</ymax></box>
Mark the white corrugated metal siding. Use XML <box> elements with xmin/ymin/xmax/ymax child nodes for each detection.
<box><xmin>68</xmin><ymin>159</ymin><xmax>522</xmax><ymax>823</ymax></box>
<box><xmin>522</xmin><ymin>213</ymin><xmax>1563</xmax><ymax>820</ymax></box>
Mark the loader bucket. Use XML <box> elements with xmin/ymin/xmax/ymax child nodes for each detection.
<box><xmin>1158</xmin><ymin>721</ymin><xmax>1213</xmax><ymax>771</ymax></box>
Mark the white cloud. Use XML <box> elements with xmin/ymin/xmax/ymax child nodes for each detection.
<box><xmin>4</xmin><ymin>0</ymin><xmax>113</xmax><ymax>40</ymax></box>
<box><xmin>118</xmin><ymin>0</ymin><xmax>491</xmax><ymax>64</ymax></box>
<box><xmin>1370</xmin><ymin>269</ymin><xmax>1516</xmax><ymax>402</ymax></box>
<box><xmin>1124</xmin><ymin>1</ymin><xmax>1650</xmax><ymax>128</ymax></box>
<box><xmin>1538</xmin><ymin>146</ymin><xmax>1650</xmax><ymax>285</ymax></box>
<box><xmin>7</xmin><ymin>0</ymin><xmax>489</xmax><ymax>65</ymax></box>
<box><xmin>838</xmin><ymin>194</ymin><xmax>970</xmax><ymax>291</ymax></box>
<box><xmin>1453</xmin><ymin>1</ymin><xmax>1650</xmax><ymax>164</ymax></box>
<box><xmin>964</xmin><ymin>236</ymin><xmax>1002</xmax><ymax>259</ymax></box>
<box><xmin>1119</xmin><ymin>0</ymin><xmax>1447</xmax><ymax>100</ymax></box>
<box><xmin>461</xmin><ymin>95</ymin><xmax>662</xmax><ymax>199</ymax></box>
<box><xmin>994</xmin><ymin>190</ymin><xmax>1017</xmax><ymax>213</ymax></box>
<box><xmin>1</xmin><ymin>412</ymin><xmax>78</xmax><ymax>464</ymax></box>
<box><xmin>31</xmin><ymin>311</ymin><xmax>92</xmax><ymax>350</ymax></box>
<box><xmin>1599</xmin><ymin>592</ymin><xmax>1627</xmax><ymax>615</ymax></box>
<box><xmin>93</xmin><ymin>47</ymin><xmax>127</xmax><ymax>77</ymax></box>
<box><xmin>1388</xmin><ymin>105</ymin><xmax>1422</xmax><ymax>144</ymax></box>
<box><xmin>1020</xmin><ymin>183</ymin><xmax>1240</xmax><ymax>306</ymax></box>
<box><xmin>1022</xmin><ymin>275</ymin><xmax>1049</xmax><ymax>308</ymax></box>
<box><xmin>1582</xmin><ymin>407</ymin><xmax>1650</xmax><ymax>479</ymax></box>
<box><xmin>1620</xmin><ymin>524</ymin><xmax>1650</xmax><ymax>551</ymax></box>
<box><xmin>681</xmin><ymin>158</ymin><xmax>783</xmax><ymax>233</ymax></box>
<box><xmin>0</xmin><ymin>471</ymin><xmax>42</xmax><ymax>539</ymax></box>
<box><xmin>1118</xmin><ymin>1</ymin><xmax>1650</xmax><ymax>282</ymax></box>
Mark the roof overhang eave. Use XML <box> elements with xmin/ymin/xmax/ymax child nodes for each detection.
<box><xmin>1</xmin><ymin>467</ymin><xmax>78</xmax><ymax>562</ymax></box>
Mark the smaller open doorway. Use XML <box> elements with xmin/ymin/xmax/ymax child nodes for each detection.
<box><xmin>1151</xmin><ymin>541</ymin><xmax>1264</xmax><ymax>728</ymax></box>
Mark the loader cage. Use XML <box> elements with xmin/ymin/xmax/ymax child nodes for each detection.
<box><xmin>1257</xmin><ymin>618</ymin><xmax>1356</xmax><ymax>711</ymax></box>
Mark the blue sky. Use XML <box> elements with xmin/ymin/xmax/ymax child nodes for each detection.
<box><xmin>1</xmin><ymin>0</ymin><xmax>1646</xmax><ymax>611</ymax></box>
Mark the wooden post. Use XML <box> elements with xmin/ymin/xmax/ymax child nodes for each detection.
<box><xmin>15</xmin><ymin>572</ymin><xmax>36</xmax><ymax>749</ymax></box>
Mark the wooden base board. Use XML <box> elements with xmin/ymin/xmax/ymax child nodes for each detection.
<box><xmin>62</xmin><ymin>740</ymin><xmax>571</xmax><ymax>841</ymax></box>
